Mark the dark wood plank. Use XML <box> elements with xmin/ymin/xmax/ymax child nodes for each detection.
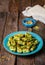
<box><xmin>33</xmin><ymin>21</ymin><xmax>45</xmax><ymax>40</ymax></box>
<box><xmin>0</xmin><ymin>0</ymin><xmax>9</xmax><ymax>12</ymax></box>
<box><xmin>34</xmin><ymin>40</ymin><xmax>45</xmax><ymax>65</ymax></box>
<box><xmin>1</xmin><ymin>0</ymin><xmax>18</xmax><ymax>65</ymax></box>
<box><xmin>33</xmin><ymin>21</ymin><xmax>45</xmax><ymax>65</ymax></box>
<box><xmin>0</xmin><ymin>0</ymin><xmax>18</xmax><ymax>65</ymax></box>
<box><xmin>17</xmin><ymin>14</ymin><xmax>45</xmax><ymax>65</ymax></box>
<box><xmin>18</xmin><ymin>14</ymin><xmax>28</xmax><ymax>31</ymax></box>
<box><xmin>44</xmin><ymin>0</ymin><xmax>45</xmax><ymax>4</ymax></box>
<box><xmin>16</xmin><ymin>0</ymin><xmax>45</xmax><ymax>65</ymax></box>
<box><xmin>16</xmin><ymin>1</ymin><xmax>35</xmax><ymax>64</ymax></box>
<box><xmin>0</xmin><ymin>12</ymin><xmax>6</xmax><ymax>43</ymax></box>
<box><xmin>15</xmin><ymin>0</ymin><xmax>31</xmax><ymax>12</ymax></box>
<box><xmin>17</xmin><ymin>56</ymin><xmax>35</xmax><ymax>65</ymax></box>
<box><xmin>31</xmin><ymin>0</ymin><xmax>43</xmax><ymax>6</ymax></box>
<box><xmin>1</xmin><ymin>13</ymin><xmax>18</xmax><ymax>65</ymax></box>
<box><xmin>9</xmin><ymin>0</ymin><xmax>18</xmax><ymax>15</ymax></box>
<box><xmin>0</xmin><ymin>12</ymin><xmax>6</xmax><ymax>65</ymax></box>
<box><xmin>17</xmin><ymin>13</ymin><xmax>35</xmax><ymax>65</ymax></box>
<box><xmin>34</xmin><ymin>46</ymin><xmax>45</xmax><ymax>65</ymax></box>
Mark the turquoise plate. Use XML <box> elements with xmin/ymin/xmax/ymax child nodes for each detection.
<box><xmin>3</xmin><ymin>31</ymin><xmax>43</xmax><ymax>56</ymax></box>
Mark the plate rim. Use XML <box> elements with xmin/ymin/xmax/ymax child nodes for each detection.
<box><xmin>3</xmin><ymin>31</ymin><xmax>43</xmax><ymax>56</ymax></box>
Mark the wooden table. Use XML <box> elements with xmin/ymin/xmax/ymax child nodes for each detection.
<box><xmin>0</xmin><ymin>1</ymin><xmax>45</xmax><ymax>65</ymax></box>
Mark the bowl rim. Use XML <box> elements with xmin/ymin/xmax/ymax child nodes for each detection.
<box><xmin>22</xmin><ymin>18</ymin><xmax>37</xmax><ymax>27</ymax></box>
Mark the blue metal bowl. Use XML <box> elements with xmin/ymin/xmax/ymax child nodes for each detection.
<box><xmin>3</xmin><ymin>31</ymin><xmax>43</xmax><ymax>56</ymax></box>
<box><xmin>22</xmin><ymin>18</ymin><xmax>37</xmax><ymax>27</ymax></box>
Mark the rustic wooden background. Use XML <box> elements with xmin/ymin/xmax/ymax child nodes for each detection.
<box><xmin>0</xmin><ymin>0</ymin><xmax>45</xmax><ymax>65</ymax></box>
<box><xmin>0</xmin><ymin>0</ymin><xmax>45</xmax><ymax>12</ymax></box>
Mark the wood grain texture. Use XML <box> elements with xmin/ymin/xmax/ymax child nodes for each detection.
<box><xmin>0</xmin><ymin>0</ymin><xmax>45</xmax><ymax>65</ymax></box>
<box><xmin>17</xmin><ymin>56</ymin><xmax>35</xmax><ymax>65</ymax></box>
<box><xmin>0</xmin><ymin>0</ymin><xmax>9</xmax><ymax>12</ymax></box>
<box><xmin>33</xmin><ymin>21</ymin><xmax>45</xmax><ymax>65</ymax></box>
<box><xmin>0</xmin><ymin>12</ymin><xmax>6</xmax><ymax>65</ymax></box>
<box><xmin>43</xmin><ymin>0</ymin><xmax>45</xmax><ymax>4</ymax></box>
<box><xmin>0</xmin><ymin>12</ymin><xmax>6</xmax><ymax>43</ymax></box>
<box><xmin>1</xmin><ymin>1</ymin><xmax>18</xmax><ymax>65</ymax></box>
<box><xmin>31</xmin><ymin>0</ymin><xmax>43</xmax><ymax>6</ymax></box>
<box><xmin>17</xmin><ymin>13</ymin><xmax>35</xmax><ymax>65</ymax></box>
<box><xmin>34</xmin><ymin>41</ymin><xmax>45</xmax><ymax>65</ymax></box>
<box><xmin>1</xmin><ymin>13</ymin><xmax>18</xmax><ymax>65</ymax></box>
<box><xmin>9</xmin><ymin>0</ymin><xmax>18</xmax><ymax>14</ymax></box>
<box><xmin>34</xmin><ymin>46</ymin><xmax>45</xmax><ymax>65</ymax></box>
<box><xmin>18</xmin><ymin>14</ymin><xmax>28</xmax><ymax>31</ymax></box>
<box><xmin>15</xmin><ymin>0</ymin><xmax>31</xmax><ymax>12</ymax></box>
<box><xmin>9</xmin><ymin>1</ymin><xmax>45</xmax><ymax>65</ymax></box>
<box><xmin>33</xmin><ymin>21</ymin><xmax>45</xmax><ymax>40</ymax></box>
<box><xmin>0</xmin><ymin>0</ymin><xmax>18</xmax><ymax>65</ymax></box>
